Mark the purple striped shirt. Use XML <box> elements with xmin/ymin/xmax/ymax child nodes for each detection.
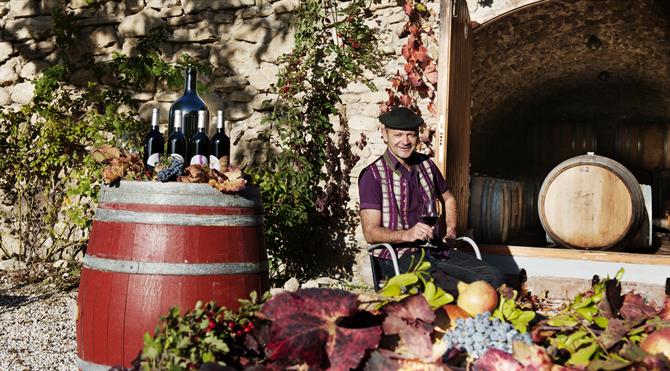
<box><xmin>358</xmin><ymin>150</ymin><xmax>449</xmax><ymax>254</ymax></box>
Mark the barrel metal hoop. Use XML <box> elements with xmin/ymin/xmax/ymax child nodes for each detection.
<box><xmin>94</xmin><ymin>208</ymin><xmax>263</xmax><ymax>226</ymax></box>
<box><xmin>84</xmin><ymin>255</ymin><xmax>269</xmax><ymax>275</ymax></box>
<box><xmin>76</xmin><ymin>356</ymin><xmax>112</xmax><ymax>371</ymax></box>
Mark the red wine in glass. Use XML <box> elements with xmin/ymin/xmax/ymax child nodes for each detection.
<box><xmin>420</xmin><ymin>215</ymin><xmax>438</xmax><ymax>226</ymax></box>
<box><xmin>420</xmin><ymin>200</ymin><xmax>438</xmax><ymax>248</ymax></box>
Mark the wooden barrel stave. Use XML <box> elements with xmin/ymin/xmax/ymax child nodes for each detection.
<box><xmin>469</xmin><ymin>176</ymin><xmax>525</xmax><ymax>244</ymax></box>
<box><xmin>76</xmin><ymin>181</ymin><xmax>267</xmax><ymax>369</ymax></box>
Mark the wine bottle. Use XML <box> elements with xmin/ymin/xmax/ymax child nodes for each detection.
<box><xmin>189</xmin><ymin>110</ymin><xmax>210</xmax><ymax>166</ymax></box>
<box><xmin>168</xmin><ymin>66</ymin><xmax>209</xmax><ymax>139</ymax></box>
<box><xmin>209</xmin><ymin>110</ymin><xmax>230</xmax><ymax>172</ymax></box>
<box><xmin>167</xmin><ymin>109</ymin><xmax>187</xmax><ymax>163</ymax></box>
<box><xmin>143</xmin><ymin>108</ymin><xmax>164</xmax><ymax>171</ymax></box>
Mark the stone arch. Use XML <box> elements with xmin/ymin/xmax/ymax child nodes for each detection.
<box><xmin>468</xmin><ymin>0</ymin><xmax>670</xmax><ymax>182</ymax></box>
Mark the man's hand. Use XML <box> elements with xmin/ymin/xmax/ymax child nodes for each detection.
<box><xmin>403</xmin><ymin>222</ymin><xmax>434</xmax><ymax>243</ymax></box>
<box><xmin>445</xmin><ymin>225</ymin><xmax>457</xmax><ymax>239</ymax></box>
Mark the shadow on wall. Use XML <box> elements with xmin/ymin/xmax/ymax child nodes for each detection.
<box><xmin>0</xmin><ymin>1</ymin><xmax>358</xmax><ymax>279</ymax></box>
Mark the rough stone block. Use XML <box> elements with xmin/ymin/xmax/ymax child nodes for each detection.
<box><xmin>182</xmin><ymin>0</ymin><xmax>255</xmax><ymax>14</ymax></box>
<box><xmin>171</xmin><ymin>21</ymin><xmax>216</xmax><ymax>42</ymax></box>
<box><xmin>241</xmin><ymin>4</ymin><xmax>274</xmax><ymax>19</ymax></box>
<box><xmin>10</xmin><ymin>81</ymin><xmax>35</xmax><ymax>105</ymax></box>
<box><xmin>0</xmin><ymin>57</ymin><xmax>20</xmax><ymax>86</ymax></box>
<box><xmin>232</xmin><ymin>23</ymin><xmax>265</xmax><ymax>43</ymax></box>
<box><xmin>211</xmin><ymin>75</ymin><xmax>249</xmax><ymax>93</ymax></box>
<box><xmin>227</xmin><ymin>102</ymin><xmax>253</xmax><ymax>121</ymax></box>
<box><xmin>272</xmin><ymin>0</ymin><xmax>299</xmax><ymax>15</ymax></box>
<box><xmin>19</xmin><ymin>60</ymin><xmax>48</xmax><ymax>80</ymax></box>
<box><xmin>247</xmin><ymin>62</ymin><xmax>279</xmax><ymax>91</ymax></box>
<box><xmin>7</xmin><ymin>0</ymin><xmax>39</xmax><ymax>18</ymax></box>
<box><xmin>250</xmin><ymin>93</ymin><xmax>276</xmax><ymax>111</ymax></box>
<box><xmin>259</xmin><ymin>29</ymin><xmax>294</xmax><ymax>62</ymax></box>
<box><xmin>0</xmin><ymin>87</ymin><xmax>10</xmax><ymax>105</ymax></box>
<box><xmin>118</xmin><ymin>7</ymin><xmax>165</xmax><ymax>38</ymax></box>
<box><xmin>349</xmin><ymin>115</ymin><xmax>380</xmax><ymax>132</ymax></box>
<box><xmin>89</xmin><ymin>26</ymin><xmax>118</xmax><ymax>49</ymax></box>
<box><xmin>230</xmin><ymin>86</ymin><xmax>258</xmax><ymax>103</ymax></box>
<box><xmin>4</xmin><ymin>17</ymin><xmax>53</xmax><ymax>41</ymax></box>
<box><xmin>0</xmin><ymin>42</ymin><xmax>12</xmax><ymax>63</ymax></box>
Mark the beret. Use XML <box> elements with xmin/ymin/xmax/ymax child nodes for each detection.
<box><xmin>379</xmin><ymin>106</ymin><xmax>423</xmax><ymax>130</ymax></box>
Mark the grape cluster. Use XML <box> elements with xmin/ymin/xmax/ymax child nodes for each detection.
<box><xmin>441</xmin><ymin>312</ymin><xmax>531</xmax><ymax>359</ymax></box>
<box><xmin>157</xmin><ymin>158</ymin><xmax>184</xmax><ymax>182</ymax></box>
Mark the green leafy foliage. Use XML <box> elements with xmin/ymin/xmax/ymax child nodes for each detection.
<box><xmin>493</xmin><ymin>286</ymin><xmax>536</xmax><ymax>333</ymax></box>
<box><xmin>138</xmin><ymin>292</ymin><xmax>270</xmax><ymax>370</ymax></box>
<box><xmin>249</xmin><ymin>0</ymin><xmax>385</xmax><ymax>282</ymax></box>
<box><xmin>378</xmin><ymin>251</ymin><xmax>453</xmax><ymax>309</ymax></box>
<box><xmin>0</xmin><ymin>7</ymin><xmax>200</xmax><ymax>262</ymax></box>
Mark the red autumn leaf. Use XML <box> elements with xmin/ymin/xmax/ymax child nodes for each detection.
<box><xmin>399</xmin><ymin>94</ymin><xmax>412</xmax><ymax>107</ymax></box>
<box><xmin>427</xmin><ymin>102</ymin><xmax>437</xmax><ymax>116</ymax></box>
<box><xmin>401</xmin><ymin>43</ymin><xmax>412</xmax><ymax>60</ymax></box>
<box><xmin>403</xmin><ymin>1</ymin><xmax>413</xmax><ymax>15</ymax></box>
<box><xmin>382</xmin><ymin>295</ymin><xmax>435</xmax><ymax>360</ymax></box>
<box><xmin>475</xmin><ymin>348</ymin><xmax>523</xmax><ymax>371</ymax></box>
<box><xmin>259</xmin><ymin>289</ymin><xmax>382</xmax><ymax>371</ymax></box>
<box><xmin>424</xmin><ymin>63</ymin><xmax>438</xmax><ymax>84</ymax></box>
<box><xmin>620</xmin><ymin>293</ymin><xmax>657</xmax><ymax>323</ymax></box>
<box><xmin>408</xmin><ymin>72</ymin><xmax>423</xmax><ymax>88</ymax></box>
<box><xmin>415</xmin><ymin>47</ymin><xmax>430</xmax><ymax>64</ymax></box>
<box><xmin>659</xmin><ymin>297</ymin><xmax>670</xmax><ymax>320</ymax></box>
<box><xmin>403</xmin><ymin>63</ymin><xmax>414</xmax><ymax>74</ymax></box>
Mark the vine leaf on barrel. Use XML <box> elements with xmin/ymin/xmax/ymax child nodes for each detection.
<box><xmin>258</xmin><ymin>289</ymin><xmax>382</xmax><ymax>370</ymax></box>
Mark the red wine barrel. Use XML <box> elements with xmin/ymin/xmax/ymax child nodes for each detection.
<box><xmin>538</xmin><ymin>154</ymin><xmax>645</xmax><ymax>250</ymax></box>
<box><xmin>75</xmin><ymin>181</ymin><xmax>267</xmax><ymax>370</ymax></box>
<box><xmin>468</xmin><ymin>176</ymin><xmax>524</xmax><ymax>243</ymax></box>
<box><xmin>614</xmin><ymin>123</ymin><xmax>670</xmax><ymax>171</ymax></box>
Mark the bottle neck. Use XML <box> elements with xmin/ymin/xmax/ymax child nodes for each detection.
<box><xmin>184</xmin><ymin>67</ymin><xmax>197</xmax><ymax>93</ymax></box>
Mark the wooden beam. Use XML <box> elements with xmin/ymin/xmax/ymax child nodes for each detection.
<box><xmin>435</xmin><ymin>0</ymin><xmax>453</xmax><ymax>177</ymax></box>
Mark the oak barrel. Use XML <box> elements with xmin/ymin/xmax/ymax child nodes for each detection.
<box><xmin>468</xmin><ymin>176</ymin><xmax>524</xmax><ymax>243</ymax></box>
<box><xmin>614</xmin><ymin>123</ymin><xmax>670</xmax><ymax>171</ymax></box>
<box><xmin>75</xmin><ymin>181</ymin><xmax>267</xmax><ymax>370</ymax></box>
<box><xmin>527</xmin><ymin>122</ymin><xmax>598</xmax><ymax>171</ymax></box>
<box><xmin>538</xmin><ymin>154</ymin><xmax>645</xmax><ymax>250</ymax></box>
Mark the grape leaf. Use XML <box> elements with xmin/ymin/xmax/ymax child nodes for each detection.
<box><xmin>381</xmin><ymin>295</ymin><xmax>435</xmax><ymax>360</ymax></box>
<box><xmin>598</xmin><ymin>318</ymin><xmax>631</xmax><ymax>350</ymax></box>
<box><xmin>258</xmin><ymin>289</ymin><xmax>381</xmax><ymax>371</ymax></box>
<box><xmin>475</xmin><ymin>348</ymin><xmax>523</xmax><ymax>371</ymax></box>
<box><xmin>597</xmin><ymin>279</ymin><xmax>622</xmax><ymax>320</ymax></box>
<box><xmin>619</xmin><ymin>293</ymin><xmax>657</xmax><ymax>324</ymax></box>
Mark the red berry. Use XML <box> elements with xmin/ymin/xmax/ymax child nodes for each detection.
<box><xmin>247</xmin><ymin>322</ymin><xmax>254</xmax><ymax>329</ymax></box>
<box><xmin>236</xmin><ymin>330</ymin><xmax>244</xmax><ymax>336</ymax></box>
<box><xmin>228</xmin><ymin>321</ymin><xmax>235</xmax><ymax>330</ymax></box>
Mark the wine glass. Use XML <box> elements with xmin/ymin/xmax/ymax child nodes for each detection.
<box><xmin>419</xmin><ymin>199</ymin><xmax>439</xmax><ymax>248</ymax></box>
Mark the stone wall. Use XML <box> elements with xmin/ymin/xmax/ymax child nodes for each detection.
<box><xmin>0</xmin><ymin>0</ymin><xmax>447</xmax><ymax>283</ymax></box>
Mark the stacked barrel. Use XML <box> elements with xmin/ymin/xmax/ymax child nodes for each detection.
<box><xmin>470</xmin><ymin>122</ymin><xmax>666</xmax><ymax>249</ymax></box>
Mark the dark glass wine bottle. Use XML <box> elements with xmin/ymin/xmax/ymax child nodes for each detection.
<box><xmin>167</xmin><ymin>109</ymin><xmax>187</xmax><ymax>163</ymax></box>
<box><xmin>143</xmin><ymin>108</ymin><xmax>164</xmax><ymax>171</ymax></box>
<box><xmin>209</xmin><ymin>110</ymin><xmax>230</xmax><ymax>172</ymax></box>
<box><xmin>168</xmin><ymin>66</ymin><xmax>209</xmax><ymax>139</ymax></box>
<box><xmin>189</xmin><ymin>110</ymin><xmax>210</xmax><ymax>166</ymax></box>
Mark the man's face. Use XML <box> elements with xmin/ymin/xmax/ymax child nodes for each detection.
<box><xmin>382</xmin><ymin>127</ymin><xmax>418</xmax><ymax>161</ymax></box>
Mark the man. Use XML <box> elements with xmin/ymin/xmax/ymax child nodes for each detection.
<box><xmin>358</xmin><ymin>106</ymin><xmax>503</xmax><ymax>294</ymax></box>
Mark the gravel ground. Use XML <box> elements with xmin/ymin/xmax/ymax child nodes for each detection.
<box><xmin>0</xmin><ymin>265</ymin><xmax>79</xmax><ymax>371</ymax></box>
